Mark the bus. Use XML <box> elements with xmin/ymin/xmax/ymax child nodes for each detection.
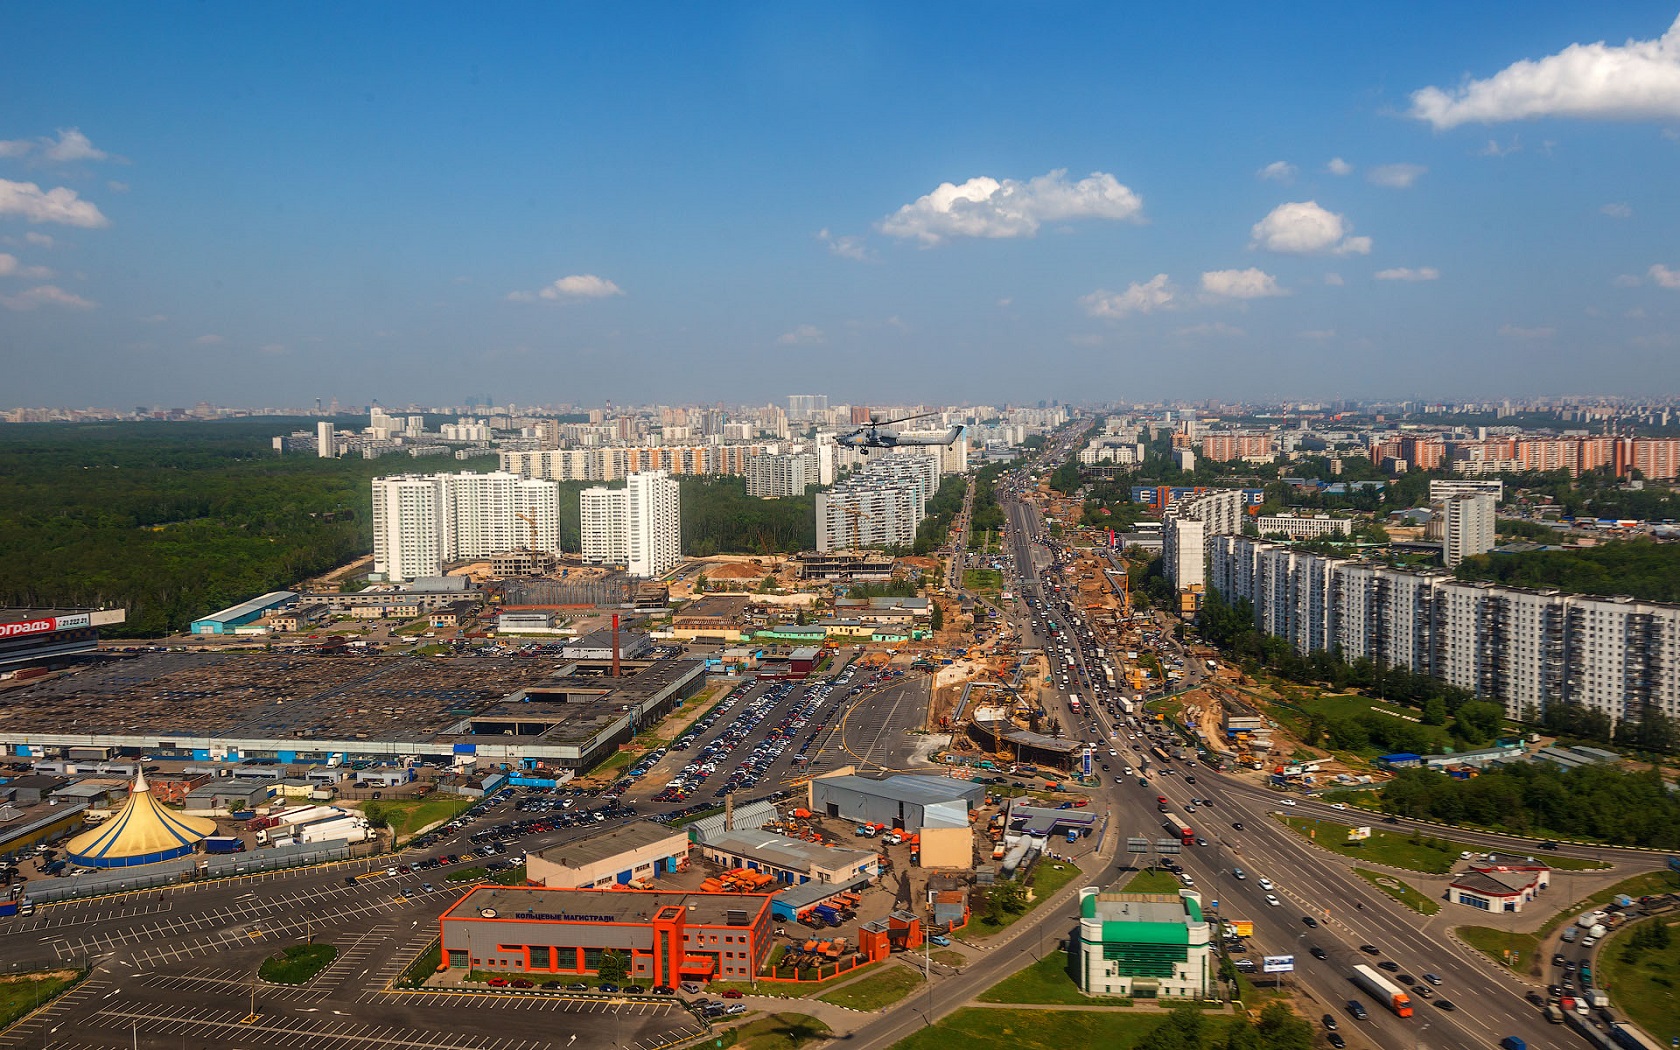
<box><xmin>1151</xmin><ymin>745</ymin><xmax>1173</xmax><ymax>766</ymax></box>
<box><xmin>1069</xmin><ymin>697</ymin><xmax>1082</xmax><ymax>713</ymax></box>
<box><xmin>1162</xmin><ymin>813</ymin><xmax>1193</xmax><ymax>844</ymax></box>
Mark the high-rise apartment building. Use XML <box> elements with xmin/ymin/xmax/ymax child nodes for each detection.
<box><xmin>371</xmin><ymin>471</ymin><xmax>560</xmax><ymax>582</ymax></box>
<box><xmin>815</xmin><ymin>453</ymin><xmax>939</xmax><ymax>553</ymax></box>
<box><xmin>1161</xmin><ymin>488</ymin><xmax>1246</xmax><ymax>591</ymax></box>
<box><xmin>744</xmin><ymin>452</ymin><xmax>817</xmax><ymax>498</ymax></box>
<box><xmin>787</xmin><ymin>394</ymin><xmax>829</xmax><ymax>422</ymax></box>
<box><xmin>316</xmin><ymin>421</ymin><xmax>336</xmax><ymax>458</ymax></box>
<box><xmin>1208</xmin><ymin>535</ymin><xmax>1680</xmax><ymax>729</ymax></box>
<box><xmin>1442</xmin><ymin>492</ymin><xmax>1496</xmax><ymax>568</ymax></box>
<box><xmin>579</xmin><ymin>471</ymin><xmax>682</xmax><ymax>578</ymax></box>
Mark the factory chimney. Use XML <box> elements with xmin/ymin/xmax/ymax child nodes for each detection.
<box><xmin>612</xmin><ymin>613</ymin><xmax>621</xmax><ymax>679</ymax></box>
<box><xmin>725</xmin><ymin>791</ymin><xmax>735</xmax><ymax>831</ymax></box>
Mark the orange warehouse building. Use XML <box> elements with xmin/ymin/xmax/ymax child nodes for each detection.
<box><xmin>440</xmin><ymin>886</ymin><xmax>774</xmax><ymax>984</ymax></box>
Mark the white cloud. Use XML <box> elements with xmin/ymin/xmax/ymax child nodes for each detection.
<box><xmin>1374</xmin><ymin>266</ymin><xmax>1441</xmax><ymax>281</ymax></box>
<box><xmin>1652</xmin><ymin>263</ymin><xmax>1680</xmax><ymax>288</ymax></box>
<box><xmin>1479</xmin><ymin>137</ymin><xmax>1522</xmax><ymax>157</ymax></box>
<box><xmin>1410</xmin><ymin>15</ymin><xmax>1680</xmax><ymax>128</ymax></box>
<box><xmin>1601</xmin><ymin>202</ymin><xmax>1634</xmax><ymax>219</ymax></box>
<box><xmin>776</xmin><ymin>324</ymin><xmax>825</xmax><ymax>346</ymax></box>
<box><xmin>24</xmin><ymin>231</ymin><xmax>53</xmax><ymax>247</ymax></box>
<box><xmin>1499</xmin><ymin>324</ymin><xmax>1555</xmax><ymax>339</ymax></box>
<box><xmin>138</xmin><ymin>313</ymin><xmax>167</xmax><ymax>323</ymax></box>
<box><xmin>879</xmin><ymin>168</ymin><xmax>1142</xmax><ymax>244</ymax></box>
<box><xmin>0</xmin><ymin>284</ymin><xmax>94</xmax><ymax>310</ymax></box>
<box><xmin>1323</xmin><ymin>272</ymin><xmax>1345</xmax><ymax>286</ymax></box>
<box><xmin>106</xmin><ymin>180</ymin><xmax>128</xmax><ymax>193</ymax></box>
<box><xmin>1081</xmin><ymin>274</ymin><xmax>1175</xmax><ymax>319</ymax></box>
<box><xmin>1175</xmin><ymin>321</ymin><xmax>1245</xmax><ymax>338</ymax></box>
<box><xmin>1367</xmin><ymin>163</ymin><xmax>1427</xmax><ymax>188</ymax></box>
<box><xmin>0</xmin><ymin>254</ymin><xmax>53</xmax><ymax>279</ymax></box>
<box><xmin>1299</xmin><ymin>329</ymin><xmax>1337</xmax><ymax>340</ymax></box>
<box><xmin>1257</xmin><ymin>161</ymin><xmax>1296</xmax><ymax>182</ymax></box>
<box><xmin>193</xmin><ymin>333</ymin><xmax>225</xmax><ymax>345</ymax></box>
<box><xmin>1614</xmin><ymin>273</ymin><xmax>1645</xmax><ymax>287</ymax></box>
<box><xmin>510</xmin><ymin>274</ymin><xmax>625</xmax><ymax>302</ymax></box>
<box><xmin>42</xmin><ymin>128</ymin><xmax>108</xmax><ymax>163</ymax></box>
<box><xmin>0</xmin><ymin>139</ymin><xmax>31</xmax><ymax>158</ymax></box>
<box><xmin>817</xmin><ymin>227</ymin><xmax>871</xmax><ymax>261</ymax></box>
<box><xmin>0</xmin><ymin>179</ymin><xmax>109</xmax><ymax>227</ymax></box>
<box><xmin>1326</xmin><ymin>157</ymin><xmax>1354</xmax><ymax>176</ymax></box>
<box><xmin>1200</xmin><ymin>267</ymin><xmax>1287</xmax><ymax>299</ymax></box>
<box><xmin>1250</xmin><ymin>201</ymin><xmax>1370</xmax><ymax>255</ymax></box>
<box><xmin>259</xmin><ymin>342</ymin><xmax>286</xmax><ymax>355</ymax></box>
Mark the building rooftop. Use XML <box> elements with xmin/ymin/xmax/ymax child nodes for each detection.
<box><xmin>1082</xmin><ymin>890</ymin><xmax>1202</xmax><ymax>937</ymax></box>
<box><xmin>195</xmin><ymin>591</ymin><xmax>298</xmax><ymax>624</ymax></box>
<box><xmin>443</xmin><ymin>885</ymin><xmax>773</xmax><ymax>928</ymax></box>
<box><xmin>702</xmin><ymin>829</ymin><xmax>877</xmax><ymax>872</ymax></box>
<box><xmin>533</xmin><ymin>820</ymin><xmax>684</xmax><ymax>870</ymax></box>
<box><xmin>815</xmin><ymin>773</ymin><xmax>984</xmax><ymax>808</ymax></box>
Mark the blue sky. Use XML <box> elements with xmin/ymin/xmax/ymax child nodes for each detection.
<box><xmin>3</xmin><ymin>3</ymin><xmax>1680</xmax><ymax>409</ymax></box>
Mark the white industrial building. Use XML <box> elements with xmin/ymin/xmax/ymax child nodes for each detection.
<box><xmin>1210</xmin><ymin>534</ymin><xmax>1680</xmax><ymax>729</ymax></box>
<box><xmin>316</xmin><ymin>421</ymin><xmax>336</xmax><ymax>459</ymax></box>
<box><xmin>1255</xmin><ymin>514</ymin><xmax>1352</xmax><ymax>540</ymax></box>
<box><xmin>580</xmin><ymin>470</ymin><xmax>682</xmax><ymax>578</ymax></box>
<box><xmin>371</xmin><ymin>471</ymin><xmax>561</xmax><ymax>583</ymax></box>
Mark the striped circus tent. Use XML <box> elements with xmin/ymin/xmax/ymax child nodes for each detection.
<box><xmin>62</xmin><ymin>768</ymin><xmax>218</xmax><ymax>868</ymax></box>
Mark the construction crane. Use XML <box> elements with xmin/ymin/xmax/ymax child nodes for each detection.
<box><xmin>843</xmin><ymin>505</ymin><xmax>879</xmax><ymax>552</ymax></box>
<box><xmin>515</xmin><ymin>511</ymin><xmax>541</xmax><ymax>551</ymax></box>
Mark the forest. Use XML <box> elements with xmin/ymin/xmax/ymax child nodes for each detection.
<box><xmin>0</xmin><ymin>419</ymin><xmax>457</xmax><ymax>637</ymax></box>
<box><xmin>1379</xmin><ymin>763</ymin><xmax>1680</xmax><ymax>848</ymax></box>
<box><xmin>1456</xmin><ymin>537</ymin><xmax>1680</xmax><ymax>603</ymax></box>
<box><xmin>0</xmin><ymin>421</ymin><xmax>822</xmax><ymax>636</ymax></box>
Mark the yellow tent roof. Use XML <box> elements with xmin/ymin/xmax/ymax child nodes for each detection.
<box><xmin>63</xmin><ymin>769</ymin><xmax>219</xmax><ymax>867</ymax></box>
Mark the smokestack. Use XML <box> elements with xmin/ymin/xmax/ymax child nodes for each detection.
<box><xmin>725</xmin><ymin>791</ymin><xmax>735</xmax><ymax>831</ymax></box>
<box><xmin>612</xmin><ymin>613</ymin><xmax>621</xmax><ymax>679</ymax></box>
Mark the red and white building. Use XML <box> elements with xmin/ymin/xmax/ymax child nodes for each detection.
<box><xmin>1449</xmin><ymin>863</ymin><xmax>1551</xmax><ymax>914</ymax></box>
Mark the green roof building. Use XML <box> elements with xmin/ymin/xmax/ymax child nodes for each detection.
<box><xmin>1075</xmin><ymin>887</ymin><xmax>1213</xmax><ymax>999</ymax></box>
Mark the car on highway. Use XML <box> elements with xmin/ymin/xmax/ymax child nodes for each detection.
<box><xmin>1421</xmin><ymin>972</ymin><xmax>1443</xmax><ymax>985</ymax></box>
<box><xmin>1346</xmin><ymin>1001</ymin><xmax>1367</xmax><ymax>1020</ymax></box>
<box><xmin>1301</xmin><ymin>916</ymin><xmax>1318</xmax><ymax>928</ymax></box>
<box><xmin>1433</xmin><ymin>999</ymin><xmax>1456</xmax><ymax>1011</ymax></box>
<box><xmin>1195</xmin><ymin>837</ymin><xmax>1208</xmax><ymax>847</ymax></box>
<box><xmin>1265</xmin><ymin>894</ymin><xmax>1281</xmax><ymax>907</ymax></box>
<box><xmin>1378</xmin><ymin>960</ymin><xmax>1399</xmax><ymax>972</ymax></box>
<box><xmin>1321</xmin><ymin>1015</ymin><xmax>1338</xmax><ymax>1031</ymax></box>
<box><xmin>1257</xmin><ymin>877</ymin><xmax>1274</xmax><ymax>890</ymax></box>
<box><xmin>1281</xmin><ymin>798</ymin><xmax>1297</xmax><ymax>807</ymax></box>
<box><xmin>1360</xmin><ymin>945</ymin><xmax>1381</xmax><ymax>955</ymax></box>
<box><xmin>1232</xmin><ymin>868</ymin><xmax>1246</xmax><ymax>879</ymax></box>
<box><xmin>1309</xmin><ymin>946</ymin><xmax>1328</xmax><ymax>960</ymax></box>
<box><xmin>1231</xmin><ymin>821</ymin><xmax>1244</xmax><ymax>831</ymax></box>
<box><xmin>1327</xmin><ymin>1035</ymin><xmax>1345</xmax><ymax>1049</ymax></box>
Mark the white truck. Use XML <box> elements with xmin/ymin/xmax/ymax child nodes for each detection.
<box><xmin>295</xmin><ymin>815</ymin><xmax>370</xmax><ymax>845</ymax></box>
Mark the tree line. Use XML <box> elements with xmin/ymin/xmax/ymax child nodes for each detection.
<box><xmin>1379</xmin><ymin>763</ymin><xmax>1680</xmax><ymax>849</ymax></box>
<box><xmin>1456</xmin><ymin>537</ymin><xmax>1680</xmax><ymax>603</ymax></box>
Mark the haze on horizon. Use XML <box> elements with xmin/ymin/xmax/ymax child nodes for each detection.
<box><xmin>3</xmin><ymin>3</ymin><xmax>1680</xmax><ymax>409</ymax></box>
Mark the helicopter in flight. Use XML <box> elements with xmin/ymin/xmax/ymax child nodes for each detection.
<box><xmin>834</xmin><ymin>412</ymin><xmax>965</xmax><ymax>454</ymax></box>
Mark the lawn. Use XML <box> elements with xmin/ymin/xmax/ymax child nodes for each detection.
<box><xmin>1279</xmin><ymin>815</ymin><xmax>1461</xmax><ymax>873</ymax></box>
<box><xmin>362</xmin><ymin>796</ymin><xmax>472</xmax><ymax>842</ymax></box>
<box><xmin>975</xmin><ymin>860</ymin><xmax>1084</xmax><ymax>933</ymax></box>
<box><xmin>0</xmin><ymin>970</ymin><xmax>80</xmax><ymax>1030</ymax></box>
<box><xmin>447</xmin><ymin>864</ymin><xmax>526</xmax><ymax>886</ymax></box>
<box><xmin>1597</xmin><ymin>917</ymin><xmax>1680</xmax><ymax>1047</ymax></box>
<box><xmin>1456</xmin><ymin>926</ymin><xmax>1541</xmax><ymax>978</ymax></box>
<box><xmin>718</xmin><ymin>1013</ymin><xmax>831</xmax><ymax>1050</ymax></box>
<box><xmin>890</xmin><ymin>1007</ymin><xmax>1212</xmax><ymax>1050</ymax></box>
<box><xmin>977</xmin><ymin>951</ymin><xmax>1129</xmax><ymax>1006</ymax></box>
<box><xmin>817</xmin><ymin>966</ymin><xmax>923</xmax><ymax>1010</ymax></box>
<box><xmin>963</xmin><ymin>569</ymin><xmax>1004</xmax><ymax>597</ymax></box>
<box><xmin>931</xmin><ymin>949</ymin><xmax>967</xmax><ymax>968</ymax></box>
<box><xmin>1123</xmin><ymin>869</ymin><xmax>1185</xmax><ymax>893</ymax></box>
<box><xmin>1352</xmin><ymin>867</ymin><xmax>1440</xmax><ymax>915</ymax></box>
<box><xmin>395</xmin><ymin>941</ymin><xmax>442</xmax><ymax>988</ymax></box>
<box><xmin>259</xmin><ymin>942</ymin><xmax>338</xmax><ymax>984</ymax></box>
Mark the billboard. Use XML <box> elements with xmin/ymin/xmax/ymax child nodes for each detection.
<box><xmin>1231</xmin><ymin>921</ymin><xmax>1254</xmax><ymax>937</ymax></box>
<box><xmin>1262</xmin><ymin>955</ymin><xmax>1295</xmax><ymax>973</ymax></box>
<box><xmin>1348</xmin><ymin>826</ymin><xmax>1372</xmax><ymax>841</ymax></box>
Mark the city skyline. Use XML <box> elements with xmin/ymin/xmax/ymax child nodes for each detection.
<box><xmin>4</xmin><ymin>4</ymin><xmax>1680</xmax><ymax>408</ymax></box>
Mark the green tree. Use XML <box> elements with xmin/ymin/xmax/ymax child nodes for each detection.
<box><xmin>1421</xmin><ymin>697</ymin><xmax>1448</xmax><ymax>726</ymax></box>
<box><xmin>929</xmin><ymin>600</ymin><xmax>944</xmax><ymax>632</ymax></box>
<box><xmin>597</xmin><ymin>950</ymin><xmax>628</xmax><ymax>982</ymax></box>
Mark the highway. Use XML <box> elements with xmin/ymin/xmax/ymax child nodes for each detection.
<box><xmin>872</xmin><ymin>451</ymin><xmax>1609</xmax><ymax>1050</ymax></box>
